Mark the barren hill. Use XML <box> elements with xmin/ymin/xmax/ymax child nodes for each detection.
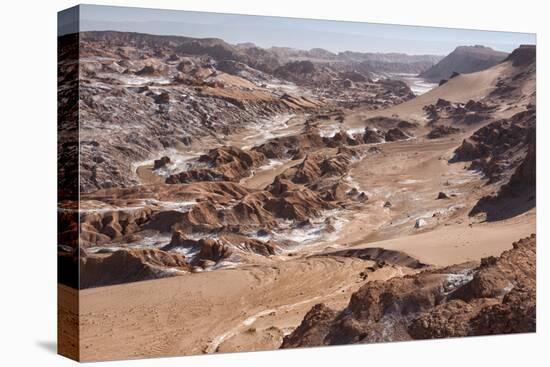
<box><xmin>420</xmin><ymin>45</ymin><xmax>508</xmax><ymax>82</ymax></box>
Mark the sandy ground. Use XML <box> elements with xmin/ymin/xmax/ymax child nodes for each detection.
<box><xmin>70</xmin><ymin>63</ymin><xmax>536</xmax><ymax>361</ymax></box>
<box><xmin>344</xmin><ymin>62</ymin><xmax>516</xmax><ymax>127</ymax></box>
<box><xmin>75</xmin><ymin>256</ymin><xmax>411</xmax><ymax>361</ymax></box>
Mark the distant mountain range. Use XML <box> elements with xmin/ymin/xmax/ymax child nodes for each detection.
<box><xmin>80</xmin><ymin>31</ymin><xmax>443</xmax><ymax>78</ymax></box>
<box><xmin>79</xmin><ymin>31</ymin><xmax>511</xmax><ymax>84</ymax></box>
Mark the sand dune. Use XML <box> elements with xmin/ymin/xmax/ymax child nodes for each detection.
<box><xmin>346</xmin><ymin>61</ymin><xmax>524</xmax><ymax>124</ymax></box>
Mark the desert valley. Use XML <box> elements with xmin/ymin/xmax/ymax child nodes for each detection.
<box><xmin>58</xmin><ymin>30</ymin><xmax>536</xmax><ymax>361</ymax></box>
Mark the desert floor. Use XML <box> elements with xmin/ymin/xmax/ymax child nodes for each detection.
<box><xmin>73</xmin><ymin>111</ymin><xmax>535</xmax><ymax>360</ymax></box>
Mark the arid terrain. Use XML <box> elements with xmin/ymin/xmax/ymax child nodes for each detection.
<box><xmin>58</xmin><ymin>31</ymin><xmax>536</xmax><ymax>361</ymax></box>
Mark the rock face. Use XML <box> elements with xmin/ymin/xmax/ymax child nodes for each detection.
<box><xmin>504</xmin><ymin>44</ymin><xmax>536</xmax><ymax>67</ymax></box>
<box><xmin>453</xmin><ymin>108</ymin><xmax>535</xmax><ymax>183</ymax></box>
<box><xmin>500</xmin><ymin>136</ymin><xmax>536</xmax><ymax>195</ymax></box>
<box><xmin>282</xmin><ymin>235</ymin><xmax>536</xmax><ymax>347</ymax></box>
<box><xmin>469</xmin><ymin>127</ymin><xmax>536</xmax><ymax>219</ymax></box>
<box><xmin>420</xmin><ymin>45</ymin><xmax>508</xmax><ymax>82</ymax></box>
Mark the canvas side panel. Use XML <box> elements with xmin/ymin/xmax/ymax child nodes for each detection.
<box><xmin>57</xmin><ymin>5</ymin><xmax>81</xmax><ymax>362</ymax></box>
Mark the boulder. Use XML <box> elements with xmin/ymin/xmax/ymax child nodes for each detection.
<box><xmin>385</xmin><ymin>128</ymin><xmax>410</xmax><ymax>142</ymax></box>
<box><xmin>153</xmin><ymin>156</ymin><xmax>171</xmax><ymax>170</ymax></box>
<box><xmin>363</xmin><ymin>127</ymin><xmax>385</xmax><ymax>144</ymax></box>
<box><xmin>436</xmin><ymin>192</ymin><xmax>449</xmax><ymax>200</ymax></box>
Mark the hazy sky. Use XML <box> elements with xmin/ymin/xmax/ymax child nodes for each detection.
<box><xmin>59</xmin><ymin>4</ymin><xmax>536</xmax><ymax>56</ymax></box>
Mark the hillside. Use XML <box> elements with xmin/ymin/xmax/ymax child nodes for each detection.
<box><xmin>420</xmin><ymin>45</ymin><xmax>508</xmax><ymax>82</ymax></box>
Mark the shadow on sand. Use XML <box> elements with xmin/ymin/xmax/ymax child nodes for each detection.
<box><xmin>470</xmin><ymin>192</ymin><xmax>535</xmax><ymax>222</ymax></box>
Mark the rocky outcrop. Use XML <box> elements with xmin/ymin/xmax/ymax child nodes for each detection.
<box><xmin>274</xmin><ymin>61</ymin><xmax>316</xmax><ymax>83</ymax></box>
<box><xmin>253</xmin><ymin>133</ymin><xmax>326</xmax><ymax>159</ymax></box>
<box><xmin>363</xmin><ymin>116</ymin><xmax>418</xmax><ymax>132</ymax></box>
<box><xmin>148</xmin><ymin>177</ymin><xmax>339</xmax><ymax>235</ymax></box>
<box><xmin>385</xmin><ymin>128</ymin><xmax>410</xmax><ymax>142</ymax></box>
<box><xmin>266</xmin><ymin>176</ymin><xmax>300</xmax><ymax>196</ymax></box>
<box><xmin>224</xmin><ymin>191</ymin><xmax>279</xmax><ymax>228</ymax></box>
<box><xmin>500</xmin><ymin>137</ymin><xmax>536</xmax><ymax>195</ymax></box>
<box><xmin>80</xmin><ymin>248</ymin><xmax>189</xmax><ymax>288</ymax></box>
<box><xmin>199</xmin><ymin>146</ymin><xmax>266</xmax><ymax>178</ymax></box>
<box><xmin>411</xmin><ymin>235</ymin><xmax>536</xmax><ymax>337</ymax></box>
<box><xmin>453</xmin><ymin>108</ymin><xmax>535</xmax><ymax>182</ymax></box>
<box><xmin>427</xmin><ymin>125</ymin><xmax>461</xmax><ymax>139</ymax></box>
<box><xmin>281</xmin><ymin>304</ymin><xmax>338</xmax><ymax>348</ymax></box>
<box><xmin>79</xmin><ymin>206</ymin><xmax>154</xmax><ymax>247</ymax></box>
<box><xmin>363</xmin><ymin>127</ymin><xmax>385</xmax><ymax>143</ymax></box>
<box><xmin>468</xmin><ymin>286</ymin><xmax>535</xmax><ymax>335</ymax></box>
<box><xmin>436</xmin><ymin>192</ymin><xmax>450</xmax><ymax>200</ymax></box>
<box><xmin>166</xmin><ymin>146</ymin><xmax>266</xmax><ymax>184</ymax></box>
<box><xmin>376</xmin><ymin>79</ymin><xmax>416</xmax><ymax>100</ymax></box>
<box><xmin>163</xmin><ymin>232</ymin><xmax>277</xmax><ymax>263</ymax></box>
<box><xmin>408</xmin><ymin>299</ymin><xmax>496</xmax><ymax>339</ymax></box>
<box><xmin>470</xmin><ymin>133</ymin><xmax>535</xmax><ymax>219</ymax></box>
<box><xmin>198</xmin><ymin>238</ymin><xmax>233</xmax><ymax>262</ymax></box>
<box><xmin>423</xmin><ymin>98</ymin><xmax>494</xmax><ymax>125</ymax></box>
<box><xmin>320</xmin><ymin>247</ymin><xmax>427</xmax><ymax>269</ymax></box>
<box><xmin>135</xmin><ymin>65</ymin><xmax>164</xmax><ymax>77</ymax></box>
<box><xmin>282</xmin><ymin>235</ymin><xmax>536</xmax><ymax>347</ymax></box>
<box><xmin>279</xmin><ymin>153</ymin><xmax>352</xmax><ymax>185</ymax></box>
<box><xmin>166</xmin><ymin>168</ymin><xmax>232</xmax><ymax>184</ymax></box>
<box><xmin>264</xmin><ymin>187</ymin><xmax>336</xmax><ymax>222</ymax></box>
<box><xmin>218</xmin><ymin>234</ymin><xmax>279</xmax><ymax>257</ymax></box>
<box><xmin>504</xmin><ymin>44</ymin><xmax>536</xmax><ymax>67</ymax></box>
<box><xmin>161</xmin><ymin>230</ymin><xmax>197</xmax><ymax>251</ymax></box>
<box><xmin>153</xmin><ymin>156</ymin><xmax>171</xmax><ymax>170</ymax></box>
